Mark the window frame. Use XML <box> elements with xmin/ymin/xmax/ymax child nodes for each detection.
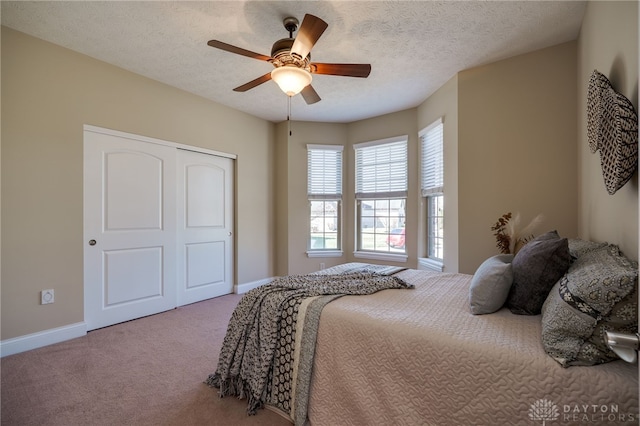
<box><xmin>309</xmin><ymin>199</ymin><xmax>341</xmax><ymax>253</ymax></box>
<box><xmin>353</xmin><ymin>135</ymin><xmax>408</xmax><ymax>262</ymax></box>
<box><xmin>426</xmin><ymin>193</ymin><xmax>444</xmax><ymax>261</ymax></box>
<box><xmin>306</xmin><ymin>144</ymin><xmax>344</xmax><ymax>257</ymax></box>
<box><xmin>419</xmin><ymin>118</ymin><xmax>444</xmax><ymax>271</ymax></box>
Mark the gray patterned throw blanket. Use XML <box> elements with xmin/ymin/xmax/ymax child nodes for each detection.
<box><xmin>206</xmin><ymin>264</ymin><xmax>411</xmax><ymax>425</ymax></box>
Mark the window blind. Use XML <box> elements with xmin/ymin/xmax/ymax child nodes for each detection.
<box><xmin>307</xmin><ymin>144</ymin><xmax>343</xmax><ymax>199</ymax></box>
<box><xmin>354</xmin><ymin>136</ymin><xmax>407</xmax><ymax>199</ymax></box>
<box><xmin>420</xmin><ymin>119</ymin><xmax>444</xmax><ymax>196</ymax></box>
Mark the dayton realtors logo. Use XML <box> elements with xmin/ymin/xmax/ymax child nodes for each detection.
<box><xmin>529</xmin><ymin>399</ymin><xmax>560</xmax><ymax>425</ymax></box>
<box><xmin>528</xmin><ymin>399</ymin><xmax>636</xmax><ymax>424</ymax></box>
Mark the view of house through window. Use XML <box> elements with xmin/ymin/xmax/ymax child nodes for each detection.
<box><xmin>359</xmin><ymin>199</ymin><xmax>406</xmax><ymax>252</ymax></box>
<box><xmin>310</xmin><ymin>200</ymin><xmax>339</xmax><ymax>250</ymax></box>
<box><xmin>355</xmin><ymin>136</ymin><xmax>408</xmax><ymax>255</ymax></box>
<box><xmin>307</xmin><ymin>145</ymin><xmax>343</xmax><ymax>252</ymax></box>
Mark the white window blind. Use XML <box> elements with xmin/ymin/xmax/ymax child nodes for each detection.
<box><xmin>420</xmin><ymin>118</ymin><xmax>444</xmax><ymax>196</ymax></box>
<box><xmin>354</xmin><ymin>136</ymin><xmax>407</xmax><ymax>199</ymax></box>
<box><xmin>307</xmin><ymin>144</ymin><xmax>343</xmax><ymax>199</ymax></box>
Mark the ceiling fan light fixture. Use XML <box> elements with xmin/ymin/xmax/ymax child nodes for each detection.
<box><xmin>271</xmin><ymin>66</ymin><xmax>312</xmax><ymax>96</ymax></box>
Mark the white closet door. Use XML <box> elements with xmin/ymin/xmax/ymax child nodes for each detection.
<box><xmin>176</xmin><ymin>149</ymin><xmax>234</xmax><ymax>306</ymax></box>
<box><xmin>84</xmin><ymin>130</ymin><xmax>177</xmax><ymax>331</ymax></box>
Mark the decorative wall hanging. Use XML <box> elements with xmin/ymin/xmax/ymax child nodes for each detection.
<box><xmin>587</xmin><ymin>70</ymin><xmax>638</xmax><ymax>195</ymax></box>
<box><xmin>587</xmin><ymin>70</ymin><xmax>609</xmax><ymax>153</ymax></box>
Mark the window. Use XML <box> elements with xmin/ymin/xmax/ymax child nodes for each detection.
<box><xmin>420</xmin><ymin>119</ymin><xmax>444</xmax><ymax>262</ymax></box>
<box><xmin>307</xmin><ymin>145</ymin><xmax>343</xmax><ymax>254</ymax></box>
<box><xmin>354</xmin><ymin>136</ymin><xmax>407</xmax><ymax>259</ymax></box>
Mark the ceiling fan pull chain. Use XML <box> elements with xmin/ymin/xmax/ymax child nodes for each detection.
<box><xmin>288</xmin><ymin>96</ymin><xmax>293</xmax><ymax>136</ymax></box>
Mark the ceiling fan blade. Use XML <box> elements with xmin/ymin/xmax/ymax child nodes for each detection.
<box><xmin>233</xmin><ymin>73</ymin><xmax>272</xmax><ymax>92</ymax></box>
<box><xmin>207</xmin><ymin>40</ymin><xmax>272</xmax><ymax>62</ymax></box>
<box><xmin>311</xmin><ymin>63</ymin><xmax>372</xmax><ymax>78</ymax></box>
<box><xmin>301</xmin><ymin>85</ymin><xmax>321</xmax><ymax>104</ymax></box>
<box><xmin>291</xmin><ymin>14</ymin><xmax>328</xmax><ymax>59</ymax></box>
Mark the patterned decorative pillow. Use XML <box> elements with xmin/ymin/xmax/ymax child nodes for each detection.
<box><xmin>567</xmin><ymin>238</ymin><xmax>608</xmax><ymax>259</ymax></box>
<box><xmin>507</xmin><ymin>231</ymin><xmax>571</xmax><ymax>315</ymax></box>
<box><xmin>541</xmin><ymin>244</ymin><xmax>638</xmax><ymax>367</ymax></box>
<box><xmin>469</xmin><ymin>254</ymin><xmax>514</xmax><ymax>315</ymax></box>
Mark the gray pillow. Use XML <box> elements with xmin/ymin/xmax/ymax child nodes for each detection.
<box><xmin>506</xmin><ymin>230</ymin><xmax>571</xmax><ymax>315</ymax></box>
<box><xmin>541</xmin><ymin>244</ymin><xmax>638</xmax><ymax>367</ymax></box>
<box><xmin>469</xmin><ymin>254</ymin><xmax>514</xmax><ymax>315</ymax></box>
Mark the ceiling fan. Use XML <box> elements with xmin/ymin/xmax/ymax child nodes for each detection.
<box><xmin>207</xmin><ymin>14</ymin><xmax>371</xmax><ymax>105</ymax></box>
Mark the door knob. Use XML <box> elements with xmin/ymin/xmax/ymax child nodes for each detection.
<box><xmin>89</xmin><ymin>239</ymin><xmax>97</xmax><ymax>246</ymax></box>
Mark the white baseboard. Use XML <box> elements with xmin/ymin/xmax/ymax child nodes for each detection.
<box><xmin>0</xmin><ymin>322</ymin><xmax>87</xmax><ymax>357</ymax></box>
<box><xmin>235</xmin><ymin>277</ymin><xmax>276</xmax><ymax>294</ymax></box>
<box><xmin>1</xmin><ymin>280</ymin><xmax>277</xmax><ymax>357</ymax></box>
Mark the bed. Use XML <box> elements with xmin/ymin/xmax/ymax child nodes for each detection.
<box><xmin>308</xmin><ymin>267</ymin><xmax>638</xmax><ymax>425</ymax></box>
<box><xmin>208</xmin><ymin>240</ymin><xmax>639</xmax><ymax>426</ymax></box>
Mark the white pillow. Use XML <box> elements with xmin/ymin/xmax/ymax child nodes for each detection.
<box><xmin>469</xmin><ymin>254</ymin><xmax>514</xmax><ymax>315</ymax></box>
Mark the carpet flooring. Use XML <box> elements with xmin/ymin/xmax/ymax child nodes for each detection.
<box><xmin>1</xmin><ymin>294</ymin><xmax>292</xmax><ymax>426</ymax></box>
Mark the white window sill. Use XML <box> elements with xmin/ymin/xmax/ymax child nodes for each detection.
<box><xmin>418</xmin><ymin>257</ymin><xmax>444</xmax><ymax>272</ymax></box>
<box><xmin>353</xmin><ymin>251</ymin><xmax>408</xmax><ymax>263</ymax></box>
<box><xmin>307</xmin><ymin>250</ymin><xmax>344</xmax><ymax>258</ymax></box>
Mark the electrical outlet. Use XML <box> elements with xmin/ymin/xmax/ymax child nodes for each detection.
<box><xmin>41</xmin><ymin>289</ymin><xmax>55</xmax><ymax>305</ymax></box>
<box><xmin>319</xmin><ymin>263</ymin><xmax>325</xmax><ymax>270</ymax></box>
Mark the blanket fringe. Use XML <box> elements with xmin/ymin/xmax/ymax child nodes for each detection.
<box><xmin>205</xmin><ymin>373</ymin><xmax>264</xmax><ymax>415</ymax></box>
<box><xmin>206</xmin><ymin>268</ymin><xmax>414</xmax><ymax>418</ymax></box>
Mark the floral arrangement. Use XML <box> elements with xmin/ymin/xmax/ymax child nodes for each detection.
<box><xmin>491</xmin><ymin>212</ymin><xmax>543</xmax><ymax>254</ymax></box>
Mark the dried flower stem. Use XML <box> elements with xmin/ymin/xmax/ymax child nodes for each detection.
<box><xmin>491</xmin><ymin>212</ymin><xmax>512</xmax><ymax>254</ymax></box>
<box><xmin>491</xmin><ymin>212</ymin><xmax>544</xmax><ymax>254</ymax></box>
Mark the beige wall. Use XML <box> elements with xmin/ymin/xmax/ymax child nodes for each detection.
<box><xmin>3</xmin><ymin>1</ymin><xmax>637</xmax><ymax>343</ymax></box>
<box><xmin>577</xmin><ymin>1</ymin><xmax>639</xmax><ymax>261</ymax></box>
<box><xmin>274</xmin><ymin>121</ymin><xmax>290</xmax><ymax>276</ymax></box>
<box><xmin>277</xmin><ymin>44</ymin><xmax>580</xmax><ymax>277</ymax></box>
<box><xmin>275</xmin><ymin>110</ymin><xmax>419</xmax><ymax>275</ymax></box>
<box><xmin>417</xmin><ymin>75</ymin><xmax>459</xmax><ymax>272</ymax></box>
<box><xmin>275</xmin><ymin>121</ymin><xmax>348</xmax><ymax>276</ymax></box>
<box><xmin>346</xmin><ymin>109</ymin><xmax>419</xmax><ymax>266</ymax></box>
<box><xmin>1</xmin><ymin>27</ymin><xmax>276</xmax><ymax>340</ymax></box>
<box><xmin>274</xmin><ymin>3</ymin><xmax>638</xmax><ymax>277</ymax></box>
<box><xmin>457</xmin><ymin>42</ymin><xmax>578</xmax><ymax>274</ymax></box>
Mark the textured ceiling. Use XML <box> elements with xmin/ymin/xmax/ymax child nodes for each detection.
<box><xmin>1</xmin><ymin>1</ymin><xmax>586</xmax><ymax>123</ymax></box>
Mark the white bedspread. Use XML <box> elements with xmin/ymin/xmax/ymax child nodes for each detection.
<box><xmin>307</xmin><ymin>268</ymin><xmax>638</xmax><ymax>425</ymax></box>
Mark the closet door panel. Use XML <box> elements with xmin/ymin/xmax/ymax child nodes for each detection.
<box><xmin>84</xmin><ymin>129</ymin><xmax>177</xmax><ymax>331</ymax></box>
<box><xmin>177</xmin><ymin>149</ymin><xmax>234</xmax><ymax>306</ymax></box>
